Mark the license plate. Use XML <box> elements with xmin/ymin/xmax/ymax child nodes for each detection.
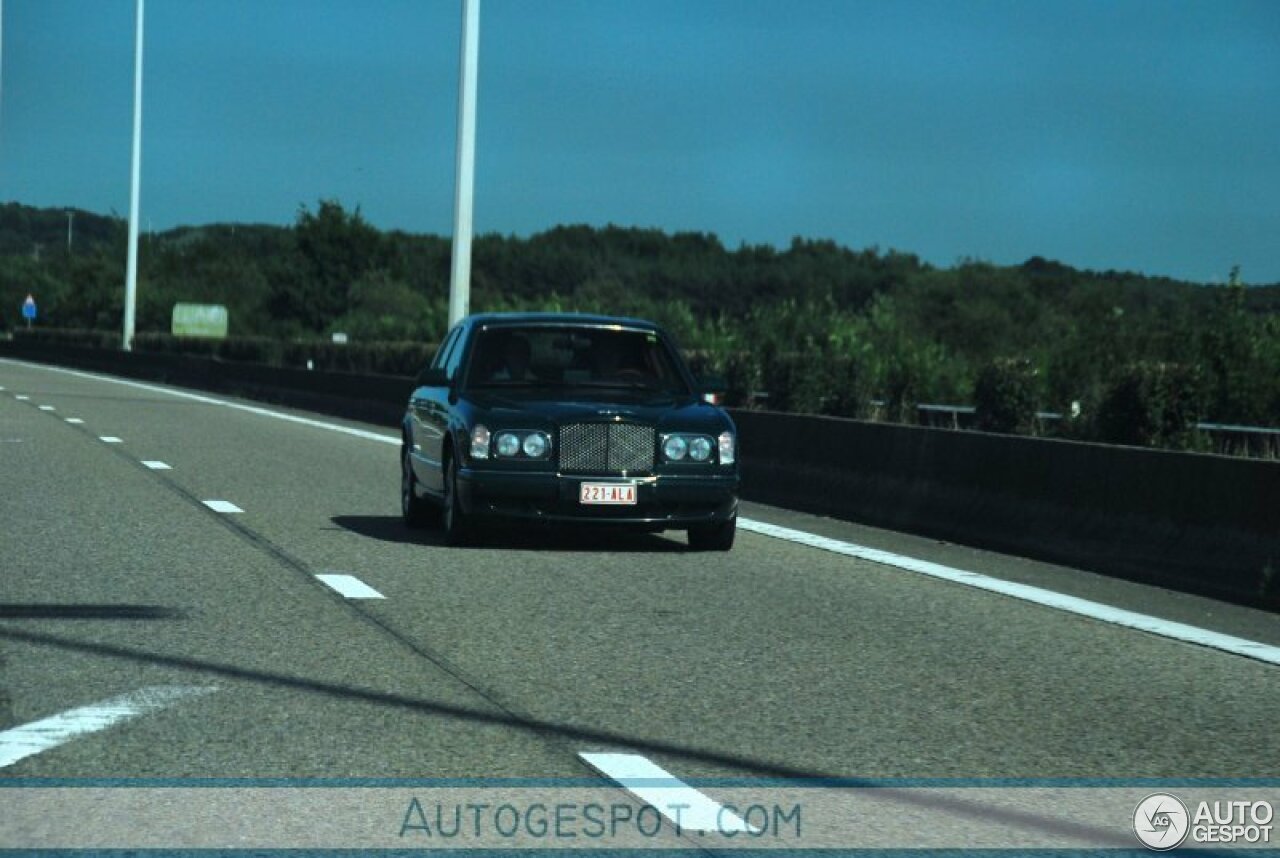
<box><xmin>579</xmin><ymin>482</ymin><xmax>637</xmax><ymax>505</ymax></box>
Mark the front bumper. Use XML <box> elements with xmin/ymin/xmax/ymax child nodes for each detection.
<box><xmin>456</xmin><ymin>467</ymin><xmax>739</xmax><ymax>528</ymax></box>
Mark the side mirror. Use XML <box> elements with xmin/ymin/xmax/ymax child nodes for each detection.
<box><xmin>415</xmin><ymin>367</ymin><xmax>449</xmax><ymax>388</ymax></box>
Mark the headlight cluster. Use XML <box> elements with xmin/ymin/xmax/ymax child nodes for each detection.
<box><xmin>718</xmin><ymin>431</ymin><xmax>736</xmax><ymax>465</ymax></box>
<box><xmin>470</xmin><ymin>424</ymin><xmax>551</xmax><ymax>460</ymax></box>
<box><xmin>470</xmin><ymin>425</ymin><xmax>491</xmax><ymax>460</ymax></box>
<box><xmin>662</xmin><ymin>433</ymin><xmax>729</xmax><ymax>464</ymax></box>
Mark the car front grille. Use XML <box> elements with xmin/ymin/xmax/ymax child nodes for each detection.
<box><xmin>558</xmin><ymin>423</ymin><xmax>655</xmax><ymax>474</ymax></box>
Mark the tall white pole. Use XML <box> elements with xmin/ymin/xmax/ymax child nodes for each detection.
<box><xmin>448</xmin><ymin>0</ymin><xmax>479</xmax><ymax>327</ymax></box>
<box><xmin>1</xmin><ymin>0</ymin><xmax>6</xmax><ymax>139</ymax></box>
<box><xmin>1</xmin><ymin>0</ymin><xmax>5</xmax><ymax>127</ymax></box>
<box><xmin>123</xmin><ymin>0</ymin><xmax>144</xmax><ymax>350</ymax></box>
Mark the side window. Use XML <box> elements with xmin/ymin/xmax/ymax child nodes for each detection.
<box><xmin>431</xmin><ymin>327</ymin><xmax>461</xmax><ymax>371</ymax></box>
<box><xmin>443</xmin><ymin>327</ymin><xmax>470</xmax><ymax>381</ymax></box>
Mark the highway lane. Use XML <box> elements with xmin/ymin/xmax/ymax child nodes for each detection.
<box><xmin>1</xmin><ymin>358</ymin><xmax>1277</xmax><ymax>785</ymax></box>
<box><xmin>0</xmin><ymin>365</ymin><xmax>583</xmax><ymax>777</ymax></box>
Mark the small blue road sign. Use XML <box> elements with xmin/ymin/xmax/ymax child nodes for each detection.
<box><xmin>22</xmin><ymin>295</ymin><xmax>37</xmax><ymax>321</ymax></box>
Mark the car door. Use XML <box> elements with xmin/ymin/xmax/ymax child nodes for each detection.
<box><xmin>409</xmin><ymin>326</ymin><xmax>462</xmax><ymax>495</ymax></box>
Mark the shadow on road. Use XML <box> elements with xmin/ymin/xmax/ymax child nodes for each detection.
<box><xmin>329</xmin><ymin>515</ymin><xmax>688</xmax><ymax>553</ymax></box>
<box><xmin>0</xmin><ymin>625</ymin><xmax>1132</xmax><ymax>848</ymax></box>
<box><xmin>0</xmin><ymin>604</ymin><xmax>186</xmax><ymax>620</ymax></box>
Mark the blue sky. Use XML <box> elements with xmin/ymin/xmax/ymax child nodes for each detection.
<box><xmin>2</xmin><ymin>0</ymin><xmax>1277</xmax><ymax>284</ymax></box>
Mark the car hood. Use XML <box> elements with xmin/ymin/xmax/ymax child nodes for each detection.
<box><xmin>465</xmin><ymin>391</ymin><xmax>732</xmax><ymax>432</ymax></box>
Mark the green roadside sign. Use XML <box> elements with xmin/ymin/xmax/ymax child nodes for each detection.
<box><xmin>172</xmin><ymin>303</ymin><xmax>228</xmax><ymax>338</ymax></box>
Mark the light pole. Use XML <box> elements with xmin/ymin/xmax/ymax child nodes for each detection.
<box><xmin>1</xmin><ymin>0</ymin><xmax>5</xmax><ymax>130</ymax></box>
<box><xmin>122</xmin><ymin>0</ymin><xmax>145</xmax><ymax>350</ymax></box>
<box><xmin>448</xmin><ymin>0</ymin><xmax>480</xmax><ymax>327</ymax></box>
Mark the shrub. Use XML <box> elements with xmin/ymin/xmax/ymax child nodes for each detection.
<box><xmin>759</xmin><ymin>348</ymin><xmax>831</xmax><ymax>414</ymax></box>
<box><xmin>129</xmin><ymin>333</ymin><xmax>438</xmax><ymax>376</ymax></box>
<box><xmin>14</xmin><ymin>327</ymin><xmax>119</xmax><ymax>349</ymax></box>
<box><xmin>821</xmin><ymin>354</ymin><xmax>870</xmax><ymax>418</ymax></box>
<box><xmin>284</xmin><ymin>340</ymin><xmax>437</xmax><ymax>376</ymax></box>
<box><xmin>719</xmin><ymin>350</ymin><xmax>763</xmax><ymax>408</ymax></box>
<box><xmin>1095</xmin><ymin>361</ymin><xmax>1204</xmax><ymax>449</ymax></box>
<box><xmin>973</xmin><ymin>357</ymin><xmax>1039</xmax><ymax>434</ymax></box>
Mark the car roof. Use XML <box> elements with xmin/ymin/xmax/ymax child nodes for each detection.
<box><xmin>465</xmin><ymin>312</ymin><xmax>664</xmax><ymax>331</ymax></box>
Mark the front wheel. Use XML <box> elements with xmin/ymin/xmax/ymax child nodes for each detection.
<box><xmin>441</xmin><ymin>452</ymin><xmax>474</xmax><ymax>546</ymax></box>
<box><xmin>688</xmin><ymin>516</ymin><xmax>736</xmax><ymax>551</ymax></box>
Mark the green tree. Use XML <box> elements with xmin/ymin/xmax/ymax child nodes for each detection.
<box><xmin>973</xmin><ymin>358</ymin><xmax>1039</xmax><ymax>435</ymax></box>
<box><xmin>271</xmin><ymin>200</ymin><xmax>384</xmax><ymax>332</ymax></box>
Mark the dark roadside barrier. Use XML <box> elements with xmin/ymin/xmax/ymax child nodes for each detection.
<box><xmin>4</xmin><ymin>339</ymin><xmax>1277</xmax><ymax>611</ymax></box>
<box><xmin>0</xmin><ymin>339</ymin><xmax>408</xmax><ymax>426</ymax></box>
<box><xmin>730</xmin><ymin>409</ymin><xmax>1280</xmax><ymax>611</ymax></box>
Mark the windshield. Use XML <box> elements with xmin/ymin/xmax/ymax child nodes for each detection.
<box><xmin>464</xmin><ymin>325</ymin><xmax>691</xmax><ymax>395</ymax></box>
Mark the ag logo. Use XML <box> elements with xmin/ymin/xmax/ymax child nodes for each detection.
<box><xmin>1134</xmin><ymin>793</ymin><xmax>1190</xmax><ymax>850</ymax></box>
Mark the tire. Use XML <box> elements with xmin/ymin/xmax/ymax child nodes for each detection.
<box><xmin>401</xmin><ymin>445</ymin><xmax>432</xmax><ymax>527</ymax></box>
<box><xmin>441</xmin><ymin>450</ymin><xmax>474</xmax><ymax>546</ymax></box>
<box><xmin>688</xmin><ymin>515</ymin><xmax>736</xmax><ymax>551</ymax></box>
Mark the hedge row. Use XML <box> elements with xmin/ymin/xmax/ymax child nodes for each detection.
<box><xmin>11</xmin><ymin>327</ymin><xmax>121</xmax><ymax>350</ymax></box>
<box><xmin>12</xmin><ymin>329</ymin><xmax>438</xmax><ymax>377</ymax></box>
<box><xmin>7</xmin><ymin>328</ymin><xmax>1251</xmax><ymax>455</ymax></box>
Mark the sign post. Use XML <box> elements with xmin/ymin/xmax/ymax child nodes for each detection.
<box><xmin>22</xmin><ymin>294</ymin><xmax>37</xmax><ymax>329</ymax></box>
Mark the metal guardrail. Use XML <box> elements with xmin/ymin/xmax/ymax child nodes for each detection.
<box><xmin>754</xmin><ymin>394</ymin><xmax>1280</xmax><ymax>458</ymax></box>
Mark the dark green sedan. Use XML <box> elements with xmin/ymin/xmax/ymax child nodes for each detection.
<box><xmin>401</xmin><ymin>313</ymin><xmax>739</xmax><ymax>549</ymax></box>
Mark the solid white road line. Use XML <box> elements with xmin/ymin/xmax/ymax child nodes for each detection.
<box><xmin>315</xmin><ymin>573</ymin><xmax>386</xmax><ymax>599</ymax></box>
<box><xmin>0</xmin><ymin>686</ymin><xmax>216</xmax><ymax>769</ymax></box>
<box><xmin>141</xmin><ymin>460</ymin><xmax>172</xmax><ymax>470</ymax></box>
<box><xmin>739</xmin><ymin>518</ymin><xmax>1280</xmax><ymax>667</ymax></box>
<box><xmin>65</xmin><ymin>417</ymin><xmax>85</xmax><ymax>424</ymax></box>
<box><xmin>203</xmin><ymin>500</ymin><xmax>244</xmax><ymax>514</ymax></box>
<box><xmin>579</xmin><ymin>752</ymin><xmax>755</xmax><ymax>833</ymax></box>
<box><xmin>9</xmin><ymin>359</ymin><xmax>1274</xmax><ymax>669</ymax></box>
<box><xmin>99</xmin><ymin>436</ymin><xmax>123</xmax><ymax>444</ymax></box>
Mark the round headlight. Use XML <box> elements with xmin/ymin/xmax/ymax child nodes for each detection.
<box><xmin>663</xmin><ymin>435</ymin><xmax>688</xmax><ymax>461</ymax></box>
<box><xmin>522</xmin><ymin>433</ymin><xmax>548</xmax><ymax>458</ymax></box>
<box><xmin>689</xmin><ymin>436</ymin><xmax>713</xmax><ymax>462</ymax></box>
<box><xmin>495</xmin><ymin>432</ymin><xmax>520</xmax><ymax>457</ymax></box>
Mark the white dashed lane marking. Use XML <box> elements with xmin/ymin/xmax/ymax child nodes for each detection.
<box><xmin>15</xmin><ymin>395</ymin><xmax>29</xmax><ymax>400</ymax></box>
<box><xmin>579</xmin><ymin>752</ymin><xmax>756</xmax><ymax>833</ymax></box>
<box><xmin>99</xmin><ymin>436</ymin><xmax>123</xmax><ymax>444</ymax></box>
<box><xmin>7</xmin><ymin>359</ymin><xmax>1277</xmax><ymax>670</ymax></box>
<box><xmin>141</xmin><ymin>461</ymin><xmax>172</xmax><ymax>470</ymax></box>
<box><xmin>0</xmin><ymin>686</ymin><xmax>217</xmax><ymax>769</ymax></box>
<box><xmin>38</xmin><ymin>405</ymin><xmax>56</xmax><ymax>411</ymax></box>
<box><xmin>315</xmin><ymin>574</ymin><xmax>385</xmax><ymax>599</ymax></box>
<box><xmin>203</xmin><ymin>500</ymin><xmax>244</xmax><ymax>514</ymax></box>
<box><xmin>65</xmin><ymin>418</ymin><xmax>84</xmax><ymax>424</ymax></box>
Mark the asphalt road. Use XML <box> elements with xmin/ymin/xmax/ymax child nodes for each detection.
<box><xmin>2</xmin><ymin>356</ymin><xmax>1277</xmax><ymax>789</ymax></box>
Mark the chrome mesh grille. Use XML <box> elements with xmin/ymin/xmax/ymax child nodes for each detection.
<box><xmin>559</xmin><ymin>423</ymin><xmax>655</xmax><ymax>473</ymax></box>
